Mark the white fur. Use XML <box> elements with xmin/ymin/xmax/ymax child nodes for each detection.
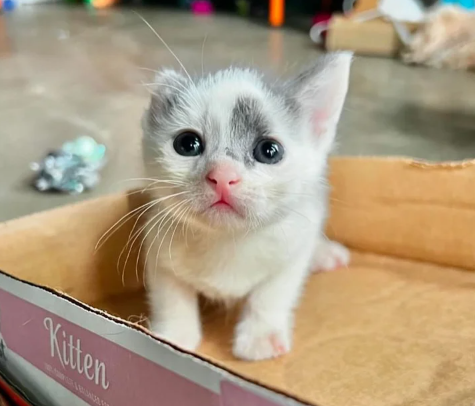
<box><xmin>142</xmin><ymin>53</ymin><xmax>352</xmax><ymax>360</ymax></box>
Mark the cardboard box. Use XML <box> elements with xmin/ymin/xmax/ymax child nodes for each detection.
<box><xmin>326</xmin><ymin>15</ymin><xmax>418</xmax><ymax>57</ymax></box>
<box><xmin>0</xmin><ymin>156</ymin><xmax>475</xmax><ymax>406</ymax></box>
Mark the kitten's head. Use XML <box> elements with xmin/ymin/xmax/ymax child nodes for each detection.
<box><xmin>142</xmin><ymin>53</ymin><xmax>352</xmax><ymax>232</ymax></box>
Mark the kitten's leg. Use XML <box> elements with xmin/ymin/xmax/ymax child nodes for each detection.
<box><xmin>233</xmin><ymin>263</ymin><xmax>309</xmax><ymax>361</ymax></box>
<box><xmin>311</xmin><ymin>239</ymin><xmax>350</xmax><ymax>272</ymax></box>
<box><xmin>148</xmin><ymin>272</ymin><xmax>202</xmax><ymax>351</ymax></box>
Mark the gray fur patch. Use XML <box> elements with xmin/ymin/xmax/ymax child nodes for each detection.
<box><xmin>231</xmin><ymin>97</ymin><xmax>269</xmax><ymax>138</ymax></box>
<box><xmin>225</xmin><ymin>148</ymin><xmax>239</xmax><ymax>160</ymax></box>
<box><xmin>265</xmin><ymin>80</ymin><xmax>300</xmax><ymax>116</ymax></box>
<box><xmin>281</xmin><ymin>93</ymin><xmax>300</xmax><ymax>115</ymax></box>
<box><xmin>149</xmin><ymin>92</ymin><xmax>180</xmax><ymax>127</ymax></box>
<box><xmin>230</xmin><ymin>96</ymin><xmax>270</xmax><ymax>166</ymax></box>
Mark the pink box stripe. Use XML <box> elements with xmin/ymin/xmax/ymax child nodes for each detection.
<box><xmin>0</xmin><ymin>288</ymin><xmax>220</xmax><ymax>406</ymax></box>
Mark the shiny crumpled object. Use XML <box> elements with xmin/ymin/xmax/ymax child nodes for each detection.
<box><xmin>31</xmin><ymin>136</ymin><xmax>106</xmax><ymax>194</ymax></box>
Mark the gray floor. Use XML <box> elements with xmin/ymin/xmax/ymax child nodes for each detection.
<box><xmin>1</xmin><ymin>5</ymin><xmax>475</xmax><ymax>222</ymax></box>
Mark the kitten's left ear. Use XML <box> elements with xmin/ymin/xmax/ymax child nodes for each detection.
<box><xmin>289</xmin><ymin>52</ymin><xmax>352</xmax><ymax>143</ymax></box>
<box><xmin>143</xmin><ymin>69</ymin><xmax>187</xmax><ymax>134</ymax></box>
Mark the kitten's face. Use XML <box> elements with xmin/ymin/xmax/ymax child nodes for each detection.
<box><xmin>142</xmin><ymin>55</ymin><xmax>351</xmax><ymax>231</ymax></box>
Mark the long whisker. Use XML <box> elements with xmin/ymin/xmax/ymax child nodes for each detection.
<box><xmin>123</xmin><ymin>198</ymin><xmax>186</xmax><ymax>284</ymax></box>
<box><xmin>118</xmin><ymin>177</ymin><xmax>186</xmax><ymax>185</ymax></box>
<box><xmin>134</xmin><ymin>12</ymin><xmax>194</xmax><ymax>83</ymax></box>
<box><xmin>184</xmin><ymin>207</ymin><xmax>196</xmax><ymax>248</ymax></box>
<box><xmin>137</xmin><ymin>198</ymin><xmax>190</xmax><ymax>279</ymax></box>
<box><xmin>118</xmin><ymin>208</ymin><xmax>157</xmax><ymax>286</ymax></box>
<box><xmin>168</xmin><ymin>203</ymin><xmax>190</xmax><ymax>263</ymax></box>
<box><xmin>135</xmin><ymin>200</ymin><xmax>187</xmax><ymax>283</ymax></box>
<box><xmin>116</xmin><ymin>193</ymin><xmax>188</xmax><ymax>282</ymax></box>
<box><xmin>158</xmin><ymin>203</ymin><xmax>190</xmax><ymax>276</ymax></box>
<box><xmin>95</xmin><ymin>199</ymin><xmax>158</xmax><ymax>251</ymax></box>
<box><xmin>140</xmin><ymin>81</ymin><xmax>189</xmax><ymax>99</ymax></box>
<box><xmin>151</xmin><ymin>199</ymin><xmax>191</xmax><ymax>276</ymax></box>
<box><xmin>124</xmin><ymin>192</ymin><xmax>189</xmax><ymax>254</ymax></box>
<box><xmin>124</xmin><ymin>184</ymin><xmax>183</xmax><ymax>197</ymax></box>
<box><xmin>99</xmin><ymin>190</ymin><xmax>188</xmax><ymax>253</ymax></box>
<box><xmin>142</xmin><ymin>216</ymin><xmax>167</xmax><ymax>284</ymax></box>
<box><xmin>137</xmin><ymin>67</ymin><xmax>161</xmax><ymax>74</ymax></box>
<box><xmin>201</xmin><ymin>33</ymin><xmax>208</xmax><ymax>76</ymax></box>
<box><xmin>181</xmin><ymin>205</ymin><xmax>193</xmax><ymax>238</ymax></box>
<box><xmin>156</xmin><ymin>200</ymin><xmax>190</xmax><ymax>258</ymax></box>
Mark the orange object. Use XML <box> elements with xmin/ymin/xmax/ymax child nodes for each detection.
<box><xmin>269</xmin><ymin>0</ymin><xmax>284</xmax><ymax>27</ymax></box>
<box><xmin>91</xmin><ymin>0</ymin><xmax>115</xmax><ymax>8</ymax></box>
<box><xmin>350</xmin><ymin>0</ymin><xmax>379</xmax><ymax>14</ymax></box>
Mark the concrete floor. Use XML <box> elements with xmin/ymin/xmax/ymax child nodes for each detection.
<box><xmin>1</xmin><ymin>6</ymin><xmax>475</xmax><ymax>222</ymax></box>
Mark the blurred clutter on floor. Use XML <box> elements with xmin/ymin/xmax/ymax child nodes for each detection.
<box><xmin>310</xmin><ymin>0</ymin><xmax>475</xmax><ymax>71</ymax></box>
<box><xmin>30</xmin><ymin>136</ymin><xmax>107</xmax><ymax>195</ymax></box>
<box><xmin>403</xmin><ymin>5</ymin><xmax>475</xmax><ymax>70</ymax></box>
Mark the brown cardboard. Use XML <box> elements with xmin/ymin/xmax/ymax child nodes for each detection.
<box><xmin>0</xmin><ymin>156</ymin><xmax>475</xmax><ymax>406</ymax></box>
<box><xmin>326</xmin><ymin>15</ymin><xmax>418</xmax><ymax>57</ymax></box>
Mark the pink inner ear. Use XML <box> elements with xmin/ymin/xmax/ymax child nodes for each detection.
<box><xmin>312</xmin><ymin>109</ymin><xmax>330</xmax><ymax>137</ymax></box>
<box><xmin>310</xmin><ymin>86</ymin><xmax>342</xmax><ymax>137</ymax></box>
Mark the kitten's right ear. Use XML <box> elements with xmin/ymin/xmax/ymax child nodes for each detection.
<box><xmin>288</xmin><ymin>52</ymin><xmax>352</xmax><ymax>143</ymax></box>
<box><xmin>148</xmin><ymin>69</ymin><xmax>187</xmax><ymax>118</ymax></box>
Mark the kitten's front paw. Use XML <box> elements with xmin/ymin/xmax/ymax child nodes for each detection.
<box><xmin>312</xmin><ymin>240</ymin><xmax>350</xmax><ymax>272</ymax></box>
<box><xmin>233</xmin><ymin>318</ymin><xmax>291</xmax><ymax>361</ymax></box>
<box><xmin>150</xmin><ymin>322</ymin><xmax>202</xmax><ymax>351</ymax></box>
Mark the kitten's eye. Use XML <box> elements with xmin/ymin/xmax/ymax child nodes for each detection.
<box><xmin>173</xmin><ymin>131</ymin><xmax>204</xmax><ymax>157</ymax></box>
<box><xmin>253</xmin><ymin>139</ymin><xmax>284</xmax><ymax>165</ymax></box>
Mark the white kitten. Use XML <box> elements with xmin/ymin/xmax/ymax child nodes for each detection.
<box><xmin>141</xmin><ymin>53</ymin><xmax>352</xmax><ymax>361</ymax></box>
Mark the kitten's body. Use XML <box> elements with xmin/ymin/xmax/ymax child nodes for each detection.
<box><xmin>142</xmin><ymin>54</ymin><xmax>351</xmax><ymax>360</ymax></box>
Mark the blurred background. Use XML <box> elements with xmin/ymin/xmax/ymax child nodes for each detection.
<box><xmin>0</xmin><ymin>0</ymin><xmax>474</xmax><ymax>221</ymax></box>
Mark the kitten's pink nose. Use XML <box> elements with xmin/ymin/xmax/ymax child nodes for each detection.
<box><xmin>206</xmin><ymin>164</ymin><xmax>241</xmax><ymax>197</ymax></box>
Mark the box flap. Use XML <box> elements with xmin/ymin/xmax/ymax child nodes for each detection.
<box><xmin>327</xmin><ymin>157</ymin><xmax>475</xmax><ymax>271</ymax></box>
<box><xmin>0</xmin><ymin>193</ymin><xmax>146</xmax><ymax>303</ymax></box>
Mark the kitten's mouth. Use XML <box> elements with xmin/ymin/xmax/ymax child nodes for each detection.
<box><xmin>211</xmin><ymin>199</ymin><xmax>234</xmax><ymax>210</ymax></box>
<box><xmin>209</xmin><ymin>199</ymin><xmax>241</xmax><ymax>215</ymax></box>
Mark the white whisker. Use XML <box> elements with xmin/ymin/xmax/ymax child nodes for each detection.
<box><xmin>140</xmin><ymin>81</ymin><xmax>189</xmax><ymax>99</ymax></box>
<box><xmin>95</xmin><ymin>199</ymin><xmax>158</xmax><ymax>251</ymax></box>
<box><xmin>124</xmin><ymin>191</ymin><xmax>189</xmax><ymax>250</ymax></box>
<box><xmin>124</xmin><ymin>184</ymin><xmax>183</xmax><ymax>197</ymax></box>
<box><xmin>134</xmin><ymin>12</ymin><xmax>194</xmax><ymax>84</ymax></box>
<box><xmin>131</xmin><ymin>198</ymin><xmax>187</xmax><ymax>283</ymax></box>
<box><xmin>153</xmin><ymin>199</ymin><xmax>191</xmax><ymax>275</ymax></box>
<box><xmin>156</xmin><ymin>200</ymin><xmax>190</xmax><ymax>258</ymax></box>
<box><xmin>169</xmin><ymin>203</ymin><xmax>190</xmax><ymax>262</ymax></box>
<box><xmin>135</xmin><ymin>200</ymin><xmax>182</xmax><ymax>282</ymax></box>
<box><xmin>137</xmin><ymin>66</ymin><xmax>161</xmax><ymax>74</ymax></box>
<box><xmin>116</xmin><ymin>193</ymin><xmax>188</xmax><ymax>282</ymax></box>
<box><xmin>201</xmin><ymin>33</ymin><xmax>208</xmax><ymax>76</ymax></box>
<box><xmin>119</xmin><ymin>177</ymin><xmax>186</xmax><ymax>185</ymax></box>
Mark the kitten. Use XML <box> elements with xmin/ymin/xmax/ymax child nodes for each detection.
<box><xmin>141</xmin><ymin>53</ymin><xmax>352</xmax><ymax>361</ymax></box>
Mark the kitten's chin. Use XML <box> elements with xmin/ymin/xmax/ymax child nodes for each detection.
<box><xmin>205</xmin><ymin>212</ymin><xmax>246</xmax><ymax>230</ymax></box>
<box><xmin>191</xmin><ymin>205</ymin><xmax>251</xmax><ymax>232</ymax></box>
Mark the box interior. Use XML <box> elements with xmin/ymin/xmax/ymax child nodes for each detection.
<box><xmin>1</xmin><ymin>157</ymin><xmax>475</xmax><ymax>406</ymax></box>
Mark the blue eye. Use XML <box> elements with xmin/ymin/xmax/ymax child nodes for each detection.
<box><xmin>253</xmin><ymin>139</ymin><xmax>284</xmax><ymax>164</ymax></box>
<box><xmin>173</xmin><ymin>131</ymin><xmax>204</xmax><ymax>157</ymax></box>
